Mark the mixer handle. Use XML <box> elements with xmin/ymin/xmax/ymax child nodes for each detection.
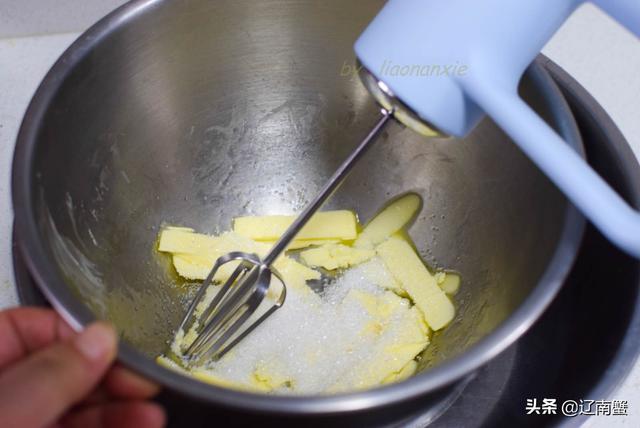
<box><xmin>461</xmin><ymin>0</ymin><xmax>640</xmax><ymax>258</ymax></box>
<box><xmin>463</xmin><ymin>76</ymin><xmax>640</xmax><ymax>258</ymax></box>
<box><xmin>467</xmin><ymin>0</ymin><xmax>640</xmax><ymax>258</ymax></box>
<box><xmin>355</xmin><ymin>0</ymin><xmax>640</xmax><ymax>257</ymax></box>
<box><xmin>592</xmin><ymin>0</ymin><xmax>640</xmax><ymax>37</ymax></box>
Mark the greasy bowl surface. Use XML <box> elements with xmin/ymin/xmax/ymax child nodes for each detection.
<box><xmin>12</xmin><ymin>0</ymin><xmax>584</xmax><ymax>415</ymax></box>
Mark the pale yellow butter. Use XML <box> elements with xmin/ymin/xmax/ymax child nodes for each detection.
<box><xmin>233</xmin><ymin>211</ymin><xmax>358</xmax><ymax>241</ymax></box>
<box><xmin>439</xmin><ymin>272</ymin><xmax>461</xmax><ymax>295</ymax></box>
<box><xmin>159</xmin><ymin>228</ymin><xmax>266</xmax><ymax>255</ymax></box>
<box><xmin>300</xmin><ymin>243</ymin><xmax>375</xmax><ymax>270</ymax></box>
<box><xmin>261</xmin><ymin>238</ymin><xmax>340</xmax><ymax>251</ymax></box>
<box><xmin>376</xmin><ymin>236</ymin><xmax>455</xmax><ymax>330</ymax></box>
<box><xmin>157</xmin><ymin>192</ymin><xmax>460</xmax><ymax>394</ymax></box>
<box><xmin>355</xmin><ymin>193</ymin><xmax>421</xmax><ymax>249</ymax></box>
<box><xmin>158</xmin><ymin>229</ymin><xmax>319</xmax><ymax>290</ymax></box>
<box><xmin>382</xmin><ymin>360</ymin><xmax>418</xmax><ymax>384</ymax></box>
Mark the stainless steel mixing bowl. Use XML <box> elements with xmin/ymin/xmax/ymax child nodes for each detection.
<box><xmin>12</xmin><ymin>0</ymin><xmax>585</xmax><ymax>419</ymax></box>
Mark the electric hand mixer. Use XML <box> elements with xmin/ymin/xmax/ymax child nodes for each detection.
<box><xmin>177</xmin><ymin>0</ymin><xmax>640</xmax><ymax>364</ymax></box>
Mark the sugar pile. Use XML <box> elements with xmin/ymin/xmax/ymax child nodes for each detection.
<box><xmin>183</xmin><ymin>257</ymin><xmax>428</xmax><ymax>394</ymax></box>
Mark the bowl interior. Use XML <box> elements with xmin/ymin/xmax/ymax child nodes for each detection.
<box><xmin>27</xmin><ymin>0</ymin><xmax>571</xmax><ymax>387</ymax></box>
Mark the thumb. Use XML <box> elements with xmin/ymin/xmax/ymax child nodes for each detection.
<box><xmin>0</xmin><ymin>321</ymin><xmax>117</xmax><ymax>428</ymax></box>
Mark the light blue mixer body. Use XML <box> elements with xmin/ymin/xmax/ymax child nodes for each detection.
<box><xmin>356</xmin><ymin>0</ymin><xmax>640</xmax><ymax>257</ymax></box>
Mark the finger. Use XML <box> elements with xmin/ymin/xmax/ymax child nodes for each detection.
<box><xmin>0</xmin><ymin>307</ymin><xmax>59</xmax><ymax>368</ymax></box>
<box><xmin>104</xmin><ymin>365</ymin><xmax>161</xmax><ymax>399</ymax></box>
<box><xmin>0</xmin><ymin>322</ymin><xmax>117</xmax><ymax>428</ymax></box>
<box><xmin>76</xmin><ymin>365</ymin><xmax>161</xmax><ymax>406</ymax></box>
<box><xmin>81</xmin><ymin>386</ymin><xmax>111</xmax><ymax>406</ymax></box>
<box><xmin>0</xmin><ymin>307</ymin><xmax>78</xmax><ymax>370</ymax></box>
<box><xmin>60</xmin><ymin>401</ymin><xmax>165</xmax><ymax>428</ymax></box>
<box><xmin>76</xmin><ymin>366</ymin><xmax>160</xmax><ymax>406</ymax></box>
<box><xmin>57</xmin><ymin>316</ymin><xmax>77</xmax><ymax>341</ymax></box>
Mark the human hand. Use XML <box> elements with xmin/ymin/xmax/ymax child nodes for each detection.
<box><xmin>0</xmin><ymin>307</ymin><xmax>165</xmax><ymax>428</ymax></box>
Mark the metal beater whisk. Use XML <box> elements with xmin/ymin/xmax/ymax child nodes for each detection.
<box><xmin>176</xmin><ymin>108</ymin><xmax>393</xmax><ymax>364</ymax></box>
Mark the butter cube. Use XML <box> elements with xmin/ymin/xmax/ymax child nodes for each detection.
<box><xmin>159</xmin><ymin>228</ymin><xmax>265</xmax><ymax>255</ymax></box>
<box><xmin>261</xmin><ymin>238</ymin><xmax>340</xmax><ymax>250</ymax></box>
<box><xmin>439</xmin><ymin>272</ymin><xmax>461</xmax><ymax>295</ymax></box>
<box><xmin>355</xmin><ymin>193</ymin><xmax>421</xmax><ymax>249</ymax></box>
<box><xmin>300</xmin><ymin>243</ymin><xmax>375</xmax><ymax>270</ymax></box>
<box><xmin>272</xmin><ymin>256</ymin><xmax>322</xmax><ymax>290</ymax></box>
<box><xmin>376</xmin><ymin>236</ymin><xmax>455</xmax><ymax>330</ymax></box>
<box><xmin>172</xmin><ymin>253</ymin><xmax>220</xmax><ymax>280</ymax></box>
<box><xmin>382</xmin><ymin>360</ymin><xmax>418</xmax><ymax>384</ymax></box>
<box><xmin>158</xmin><ymin>228</ymin><xmax>319</xmax><ymax>292</ymax></box>
<box><xmin>233</xmin><ymin>211</ymin><xmax>358</xmax><ymax>241</ymax></box>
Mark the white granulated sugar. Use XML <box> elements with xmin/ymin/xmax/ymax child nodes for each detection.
<box><xmin>182</xmin><ymin>258</ymin><xmax>426</xmax><ymax>394</ymax></box>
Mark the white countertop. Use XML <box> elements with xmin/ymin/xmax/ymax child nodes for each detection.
<box><xmin>0</xmin><ymin>1</ymin><xmax>638</xmax><ymax>426</ymax></box>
